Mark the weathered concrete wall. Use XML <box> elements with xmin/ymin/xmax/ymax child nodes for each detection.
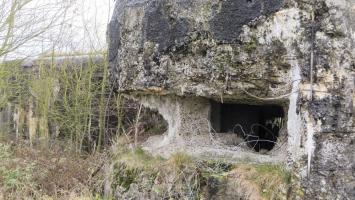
<box><xmin>299</xmin><ymin>1</ymin><xmax>355</xmax><ymax>198</ymax></box>
<box><xmin>136</xmin><ymin>95</ymin><xmax>211</xmax><ymax>153</ymax></box>
<box><xmin>108</xmin><ymin>0</ymin><xmax>355</xmax><ymax>198</ymax></box>
<box><xmin>0</xmin><ymin>104</ymin><xmax>12</xmax><ymax>134</ymax></box>
<box><xmin>108</xmin><ymin>0</ymin><xmax>292</xmax><ymax>102</ymax></box>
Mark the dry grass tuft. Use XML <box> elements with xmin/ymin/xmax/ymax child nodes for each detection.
<box><xmin>229</xmin><ymin>164</ymin><xmax>291</xmax><ymax>200</ymax></box>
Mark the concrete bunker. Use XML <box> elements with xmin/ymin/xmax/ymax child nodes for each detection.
<box><xmin>210</xmin><ymin>101</ymin><xmax>286</xmax><ymax>152</ymax></box>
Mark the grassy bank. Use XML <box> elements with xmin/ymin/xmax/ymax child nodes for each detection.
<box><xmin>0</xmin><ymin>136</ymin><xmax>292</xmax><ymax>200</ymax></box>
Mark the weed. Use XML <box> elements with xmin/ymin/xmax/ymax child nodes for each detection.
<box><xmin>169</xmin><ymin>152</ymin><xmax>193</xmax><ymax>170</ymax></box>
<box><xmin>0</xmin><ymin>143</ymin><xmax>11</xmax><ymax>159</ymax></box>
<box><xmin>0</xmin><ymin>141</ymin><xmax>107</xmax><ymax>199</ymax></box>
<box><xmin>232</xmin><ymin>163</ymin><xmax>291</xmax><ymax>199</ymax></box>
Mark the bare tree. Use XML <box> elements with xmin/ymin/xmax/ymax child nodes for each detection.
<box><xmin>0</xmin><ymin>0</ymin><xmax>73</xmax><ymax>60</ymax></box>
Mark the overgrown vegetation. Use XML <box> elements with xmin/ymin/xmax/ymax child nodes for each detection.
<box><xmin>1</xmin><ymin>128</ymin><xmax>292</xmax><ymax>200</ymax></box>
<box><xmin>102</xmin><ymin>139</ymin><xmax>291</xmax><ymax>200</ymax></box>
<box><xmin>0</xmin><ymin>54</ymin><xmax>123</xmax><ymax>152</ymax></box>
<box><xmin>0</xmin><ymin>53</ymin><xmax>169</xmax><ymax>153</ymax></box>
<box><xmin>0</xmin><ymin>139</ymin><xmax>106</xmax><ymax>199</ymax></box>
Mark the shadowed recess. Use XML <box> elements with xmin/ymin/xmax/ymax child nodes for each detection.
<box><xmin>210</xmin><ymin>101</ymin><xmax>285</xmax><ymax>152</ymax></box>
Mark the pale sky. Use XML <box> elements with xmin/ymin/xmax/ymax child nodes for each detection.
<box><xmin>6</xmin><ymin>0</ymin><xmax>114</xmax><ymax>59</ymax></box>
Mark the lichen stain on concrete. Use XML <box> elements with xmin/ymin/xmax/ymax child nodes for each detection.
<box><xmin>210</xmin><ymin>0</ymin><xmax>284</xmax><ymax>42</ymax></box>
<box><xmin>144</xmin><ymin>2</ymin><xmax>189</xmax><ymax>52</ymax></box>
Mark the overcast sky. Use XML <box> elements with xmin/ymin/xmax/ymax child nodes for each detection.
<box><xmin>7</xmin><ymin>0</ymin><xmax>114</xmax><ymax>59</ymax></box>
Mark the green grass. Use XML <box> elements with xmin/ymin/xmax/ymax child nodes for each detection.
<box><xmin>254</xmin><ymin>164</ymin><xmax>292</xmax><ymax>185</ymax></box>
<box><xmin>231</xmin><ymin>163</ymin><xmax>291</xmax><ymax>200</ymax></box>
<box><xmin>113</xmin><ymin>146</ymin><xmax>164</xmax><ymax>170</ymax></box>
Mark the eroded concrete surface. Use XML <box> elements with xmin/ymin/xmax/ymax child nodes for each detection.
<box><xmin>108</xmin><ymin>0</ymin><xmax>355</xmax><ymax>198</ymax></box>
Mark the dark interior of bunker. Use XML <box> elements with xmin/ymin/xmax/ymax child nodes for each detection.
<box><xmin>210</xmin><ymin>101</ymin><xmax>285</xmax><ymax>152</ymax></box>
